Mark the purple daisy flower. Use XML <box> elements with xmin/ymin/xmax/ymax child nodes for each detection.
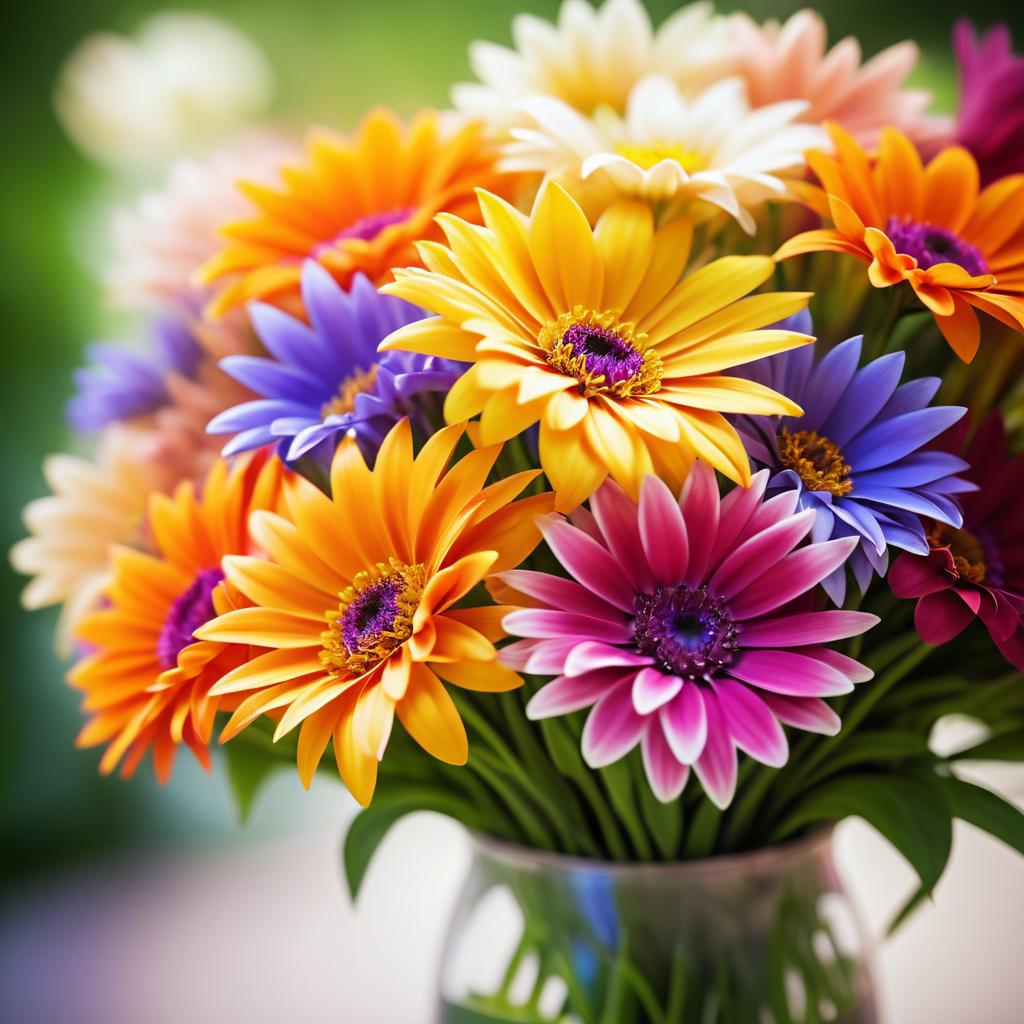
<box><xmin>732</xmin><ymin>312</ymin><xmax>972</xmax><ymax>604</ymax></box>
<box><xmin>66</xmin><ymin>314</ymin><xmax>202</xmax><ymax>431</ymax></box>
<box><xmin>500</xmin><ymin>467</ymin><xmax>877</xmax><ymax>808</ymax></box>
<box><xmin>953</xmin><ymin>19</ymin><xmax>1024</xmax><ymax>185</ymax></box>
<box><xmin>208</xmin><ymin>262</ymin><xmax>461</xmax><ymax>463</ymax></box>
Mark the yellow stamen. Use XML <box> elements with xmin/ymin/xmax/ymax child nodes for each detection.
<box><xmin>778</xmin><ymin>427</ymin><xmax>853</xmax><ymax>497</ymax></box>
<box><xmin>927</xmin><ymin>523</ymin><xmax>986</xmax><ymax>583</ymax></box>
<box><xmin>615</xmin><ymin>141</ymin><xmax>706</xmax><ymax>173</ymax></box>
<box><xmin>321</xmin><ymin>558</ymin><xmax>425</xmax><ymax>677</ymax></box>
<box><xmin>321</xmin><ymin>364</ymin><xmax>379</xmax><ymax>418</ymax></box>
<box><xmin>538</xmin><ymin>306</ymin><xmax>662</xmax><ymax>399</ymax></box>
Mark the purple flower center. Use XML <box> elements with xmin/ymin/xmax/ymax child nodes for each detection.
<box><xmin>632</xmin><ymin>585</ymin><xmax>738</xmax><ymax>680</ymax></box>
<box><xmin>157</xmin><ymin>568</ymin><xmax>224</xmax><ymax>669</ymax></box>
<box><xmin>884</xmin><ymin>217</ymin><xmax>989</xmax><ymax>276</ymax></box>
<box><xmin>561</xmin><ymin>324</ymin><xmax>644</xmax><ymax>385</ymax></box>
<box><xmin>337</xmin><ymin>208</ymin><xmax>414</xmax><ymax>243</ymax></box>
<box><xmin>340</xmin><ymin>576</ymin><xmax>403</xmax><ymax>655</ymax></box>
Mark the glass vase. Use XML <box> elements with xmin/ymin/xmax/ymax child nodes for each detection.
<box><xmin>438</xmin><ymin>829</ymin><xmax>877</xmax><ymax>1024</ymax></box>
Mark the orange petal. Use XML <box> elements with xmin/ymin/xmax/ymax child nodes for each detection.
<box><xmin>396</xmin><ymin>663</ymin><xmax>468</xmax><ymax>765</ymax></box>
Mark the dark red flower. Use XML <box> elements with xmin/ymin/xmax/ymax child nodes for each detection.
<box><xmin>889</xmin><ymin>413</ymin><xmax>1024</xmax><ymax>669</ymax></box>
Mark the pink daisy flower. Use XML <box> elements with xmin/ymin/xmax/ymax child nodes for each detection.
<box><xmin>499</xmin><ymin>465</ymin><xmax>878</xmax><ymax>808</ymax></box>
<box><xmin>730</xmin><ymin>9</ymin><xmax>950</xmax><ymax>150</ymax></box>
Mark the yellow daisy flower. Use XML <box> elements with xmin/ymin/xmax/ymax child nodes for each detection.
<box><xmin>380</xmin><ymin>182</ymin><xmax>813</xmax><ymax>510</ymax></box>
<box><xmin>196</xmin><ymin>419</ymin><xmax>553</xmax><ymax>806</ymax></box>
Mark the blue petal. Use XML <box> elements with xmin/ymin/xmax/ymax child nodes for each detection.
<box><xmin>844</xmin><ymin>406</ymin><xmax>967</xmax><ymax>471</ymax></box>
<box><xmin>208</xmin><ymin>399</ymin><xmax>316</xmax><ymax>434</ymax></box>
<box><xmin>854</xmin><ymin>451</ymin><xmax>970</xmax><ymax>487</ymax></box>
<box><xmin>221</xmin><ymin>425</ymin><xmax>276</xmax><ymax>456</ymax></box>
<box><xmin>249</xmin><ymin>301</ymin><xmax>329</xmax><ymax>376</ymax></box>
<box><xmin>878</xmin><ymin>377</ymin><xmax>941</xmax><ymax>419</ymax></box>
<box><xmin>824</xmin><ymin>350</ymin><xmax>905</xmax><ymax>447</ymax></box>
<box><xmin>798</xmin><ymin>335</ymin><xmax>862</xmax><ymax>430</ymax></box>
<box><xmin>221</xmin><ymin>355</ymin><xmax>328</xmax><ymax>403</ymax></box>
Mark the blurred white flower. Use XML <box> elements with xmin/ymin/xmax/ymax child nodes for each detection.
<box><xmin>504</xmin><ymin>76</ymin><xmax>826</xmax><ymax>233</ymax></box>
<box><xmin>55</xmin><ymin>11</ymin><xmax>273</xmax><ymax>167</ymax></box>
<box><xmin>452</xmin><ymin>0</ymin><xmax>735</xmax><ymax>127</ymax></box>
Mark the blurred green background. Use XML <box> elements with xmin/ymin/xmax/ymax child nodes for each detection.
<box><xmin>2</xmin><ymin>0</ymin><xmax>1021</xmax><ymax>884</ymax></box>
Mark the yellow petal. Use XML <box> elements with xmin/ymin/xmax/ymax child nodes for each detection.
<box><xmin>434</xmin><ymin>659</ymin><xmax>524</xmax><ymax>693</ymax></box>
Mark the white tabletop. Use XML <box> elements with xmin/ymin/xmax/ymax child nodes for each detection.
<box><xmin>2</xmin><ymin>761</ymin><xmax>1022</xmax><ymax>1024</ymax></box>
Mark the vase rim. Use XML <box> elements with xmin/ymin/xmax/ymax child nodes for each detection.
<box><xmin>468</xmin><ymin>824</ymin><xmax>836</xmax><ymax>878</ymax></box>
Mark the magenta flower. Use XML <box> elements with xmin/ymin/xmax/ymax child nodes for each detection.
<box><xmin>953</xmin><ymin>19</ymin><xmax>1024</xmax><ymax>185</ymax></box>
<box><xmin>499</xmin><ymin>466</ymin><xmax>878</xmax><ymax>808</ymax></box>
<box><xmin>889</xmin><ymin>414</ymin><xmax>1024</xmax><ymax>670</ymax></box>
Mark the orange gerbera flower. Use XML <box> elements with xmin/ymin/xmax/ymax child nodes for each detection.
<box><xmin>776</xmin><ymin>123</ymin><xmax>1024</xmax><ymax>363</ymax></box>
<box><xmin>198</xmin><ymin>108</ymin><xmax>514</xmax><ymax>318</ymax></box>
<box><xmin>70</xmin><ymin>452</ymin><xmax>285</xmax><ymax>782</ymax></box>
<box><xmin>196</xmin><ymin>420</ymin><xmax>553</xmax><ymax>806</ymax></box>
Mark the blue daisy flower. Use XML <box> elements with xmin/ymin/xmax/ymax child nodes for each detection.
<box><xmin>732</xmin><ymin>312</ymin><xmax>974</xmax><ymax>603</ymax></box>
<box><xmin>208</xmin><ymin>261</ymin><xmax>462</xmax><ymax>463</ymax></box>
<box><xmin>66</xmin><ymin>314</ymin><xmax>203</xmax><ymax>431</ymax></box>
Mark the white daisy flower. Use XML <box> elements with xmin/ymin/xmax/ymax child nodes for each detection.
<box><xmin>452</xmin><ymin>0</ymin><xmax>735</xmax><ymax>125</ymax></box>
<box><xmin>503</xmin><ymin>75</ymin><xmax>827</xmax><ymax>233</ymax></box>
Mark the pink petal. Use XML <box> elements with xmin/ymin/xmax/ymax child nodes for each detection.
<box><xmin>759</xmin><ymin>693</ymin><xmax>841</xmax><ymax>736</ymax></box>
<box><xmin>746</xmin><ymin>489</ymin><xmax>801</xmax><ymax>535</ymax></box>
<box><xmin>499</xmin><ymin>637</ymin><xmax>579</xmax><ymax>675</ymax></box>
<box><xmin>811</xmin><ymin>647</ymin><xmax>874</xmax><ymax>684</ymax></box>
<box><xmin>738</xmin><ymin>610</ymin><xmax>879</xmax><ymax>648</ymax></box>
<box><xmin>680</xmin><ymin>462</ymin><xmax>720</xmax><ymax>586</ymax></box>
<box><xmin>498</xmin><ymin>569</ymin><xmax>622</xmax><ymax>620</ymax></box>
<box><xmin>638</xmin><ymin>476</ymin><xmax>689</xmax><ymax>584</ymax></box>
<box><xmin>502</xmin><ymin>609</ymin><xmax>633</xmax><ymax>642</ymax></box>
<box><xmin>539</xmin><ymin>517</ymin><xmax>637</xmax><ymax>612</ymax></box>
<box><xmin>888</xmin><ymin>550</ymin><xmax>954</xmax><ymax>598</ymax></box>
<box><xmin>914</xmin><ymin>590</ymin><xmax>976</xmax><ymax>645</ymax></box>
<box><xmin>526</xmin><ymin>668</ymin><xmax>630</xmax><ymax>720</ymax></box>
<box><xmin>709</xmin><ymin>509</ymin><xmax>815</xmax><ymax>599</ymax></box>
<box><xmin>590</xmin><ymin>479</ymin><xmax>656</xmax><ymax>591</ymax></box>
<box><xmin>726</xmin><ymin>649</ymin><xmax>854</xmax><ymax>697</ymax></box>
<box><xmin>712</xmin><ymin>678</ymin><xmax>789</xmax><ymax>768</ymax></box>
<box><xmin>659</xmin><ymin>682</ymin><xmax>708</xmax><ymax>764</ymax></box>
<box><xmin>564</xmin><ymin>641</ymin><xmax>654</xmax><ymax>677</ymax></box>
<box><xmin>642</xmin><ymin>722</ymin><xmax>690</xmax><ymax>803</ymax></box>
<box><xmin>581</xmin><ymin>680</ymin><xmax>647</xmax><ymax>767</ymax></box>
<box><xmin>710</xmin><ymin>469</ymin><xmax>769</xmax><ymax>567</ymax></box>
<box><xmin>633</xmin><ymin>666</ymin><xmax>683</xmax><ymax>715</ymax></box>
<box><xmin>567</xmin><ymin>504</ymin><xmax>604</xmax><ymax>544</ymax></box>
<box><xmin>728</xmin><ymin>537</ymin><xmax>859</xmax><ymax>620</ymax></box>
<box><xmin>693</xmin><ymin>689</ymin><xmax>738</xmax><ymax>809</ymax></box>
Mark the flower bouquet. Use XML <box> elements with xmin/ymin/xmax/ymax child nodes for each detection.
<box><xmin>14</xmin><ymin>3</ymin><xmax>1024</xmax><ymax>1022</ymax></box>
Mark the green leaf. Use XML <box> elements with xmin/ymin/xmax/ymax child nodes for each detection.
<box><xmin>933</xmin><ymin>774</ymin><xmax>1024</xmax><ymax>857</ymax></box>
<box><xmin>800</xmin><ymin>730</ymin><xmax>930</xmax><ymax>788</ymax></box>
<box><xmin>600</xmin><ymin>758</ymin><xmax>653</xmax><ymax>861</ymax></box>
<box><xmin>773</xmin><ymin>773</ymin><xmax>952</xmax><ymax>897</ymax></box>
<box><xmin>223</xmin><ymin>738</ymin><xmax>281</xmax><ymax>823</ymax></box>
<box><xmin>633</xmin><ymin>755</ymin><xmax>683</xmax><ymax>860</ymax></box>
<box><xmin>343</xmin><ymin>787</ymin><xmax>476</xmax><ymax>901</ymax></box>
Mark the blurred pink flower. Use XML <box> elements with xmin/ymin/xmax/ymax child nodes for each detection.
<box><xmin>730</xmin><ymin>8</ymin><xmax>950</xmax><ymax>149</ymax></box>
<box><xmin>107</xmin><ymin>135</ymin><xmax>294</xmax><ymax>310</ymax></box>
<box><xmin>953</xmin><ymin>19</ymin><xmax>1024</xmax><ymax>185</ymax></box>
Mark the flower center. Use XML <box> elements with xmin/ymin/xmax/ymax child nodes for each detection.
<box><xmin>883</xmin><ymin>217</ymin><xmax>989</xmax><ymax>276</ymax></box>
<box><xmin>321</xmin><ymin>363</ymin><xmax>379</xmax><ymax>418</ymax></box>
<box><xmin>927</xmin><ymin>522</ymin><xmax>989</xmax><ymax>584</ymax></box>
<box><xmin>632</xmin><ymin>585</ymin><xmax>738</xmax><ymax>680</ymax></box>
<box><xmin>778</xmin><ymin>427</ymin><xmax>853</xmax><ymax>497</ymax></box>
<box><xmin>538</xmin><ymin>307</ymin><xmax>662</xmax><ymax>399</ymax></box>
<box><xmin>157</xmin><ymin>567</ymin><xmax>224</xmax><ymax>669</ymax></box>
<box><xmin>615</xmin><ymin>141</ymin><xmax>705</xmax><ymax>173</ymax></box>
<box><xmin>321</xmin><ymin>559</ymin><xmax>425</xmax><ymax>677</ymax></box>
<box><xmin>337</xmin><ymin>207</ymin><xmax>414</xmax><ymax>243</ymax></box>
